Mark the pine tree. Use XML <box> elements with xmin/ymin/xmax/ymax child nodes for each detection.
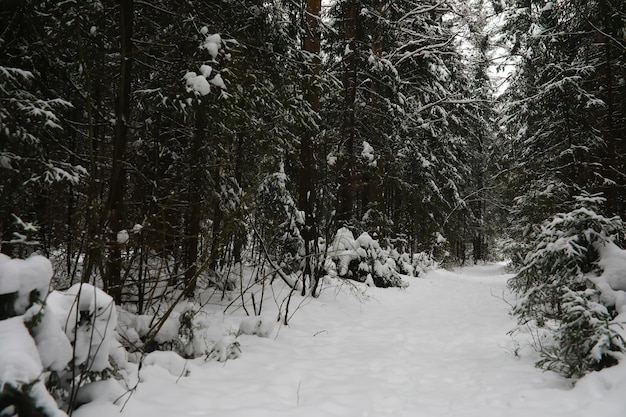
<box><xmin>0</xmin><ymin>1</ymin><xmax>83</xmax><ymax>258</ymax></box>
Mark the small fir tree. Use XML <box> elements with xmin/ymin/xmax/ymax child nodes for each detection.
<box><xmin>510</xmin><ymin>193</ymin><xmax>626</xmax><ymax>377</ymax></box>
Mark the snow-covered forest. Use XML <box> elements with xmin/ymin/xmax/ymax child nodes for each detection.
<box><xmin>1</xmin><ymin>0</ymin><xmax>626</xmax><ymax>415</ymax></box>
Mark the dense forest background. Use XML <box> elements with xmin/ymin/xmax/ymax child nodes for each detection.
<box><xmin>1</xmin><ymin>0</ymin><xmax>626</xmax><ymax>403</ymax></box>
<box><xmin>2</xmin><ymin>0</ymin><xmax>624</xmax><ymax>295</ymax></box>
<box><xmin>1</xmin><ymin>0</ymin><xmax>502</xmax><ymax>298</ymax></box>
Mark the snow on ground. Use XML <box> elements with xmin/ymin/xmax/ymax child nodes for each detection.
<box><xmin>90</xmin><ymin>264</ymin><xmax>626</xmax><ymax>416</ymax></box>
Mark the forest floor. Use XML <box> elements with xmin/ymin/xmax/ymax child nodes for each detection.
<box><xmin>79</xmin><ymin>263</ymin><xmax>626</xmax><ymax>417</ymax></box>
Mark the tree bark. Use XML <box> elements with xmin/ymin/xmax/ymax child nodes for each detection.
<box><xmin>338</xmin><ymin>2</ymin><xmax>357</xmax><ymax>224</ymax></box>
<box><xmin>104</xmin><ymin>0</ymin><xmax>133</xmax><ymax>303</ymax></box>
<box><xmin>301</xmin><ymin>0</ymin><xmax>322</xmax><ymax>295</ymax></box>
<box><xmin>184</xmin><ymin>109</ymin><xmax>206</xmax><ymax>297</ymax></box>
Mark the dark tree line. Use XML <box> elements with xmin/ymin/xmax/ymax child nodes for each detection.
<box><xmin>1</xmin><ymin>0</ymin><xmax>496</xmax><ymax>303</ymax></box>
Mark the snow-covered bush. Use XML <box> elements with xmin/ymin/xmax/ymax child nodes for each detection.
<box><xmin>118</xmin><ymin>301</ymin><xmax>209</xmax><ymax>359</ymax></box>
<box><xmin>38</xmin><ymin>283</ymin><xmax>125</xmax><ymax>411</ymax></box>
<box><xmin>206</xmin><ymin>335</ymin><xmax>241</xmax><ymax>362</ymax></box>
<box><xmin>591</xmin><ymin>241</ymin><xmax>626</xmax><ymax>313</ymax></box>
<box><xmin>47</xmin><ymin>284</ymin><xmax>119</xmax><ymax>374</ymax></box>
<box><xmin>537</xmin><ymin>288</ymin><xmax>625</xmax><ymax>378</ymax></box>
<box><xmin>509</xmin><ymin>194</ymin><xmax>626</xmax><ymax>377</ymax></box>
<box><xmin>0</xmin><ymin>255</ymin><xmax>67</xmax><ymax>416</ymax></box>
<box><xmin>410</xmin><ymin>251</ymin><xmax>438</xmax><ymax>276</ymax></box>
<box><xmin>510</xmin><ymin>194</ymin><xmax>623</xmax><ymax>323</ymax></box>
<box><xmin>0</xmin><ymin>317</ymin><xmax>67</xmax><ymax>417</ymax></box>
<box><xmin>0</xmin><ymin>254</ymin><xmax>128</xmax><ymax>415</ymax></box>
<box><xmin>326</xmin><ymin>228</ymin><xmax>408</xmax><ymax>288</ymax></box>
<box><xmin>388</xmin><ymin>248</ymin><xmax>414</xmax><ymax>276</ymax></box>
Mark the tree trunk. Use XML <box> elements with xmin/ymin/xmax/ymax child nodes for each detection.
<box><xmin>365</xmin><ymin>24</ymin><xmax>385</xmax><ymax>225</ymax></box>
<box><xmin>232</xmin><ymin>133</ymin><xmax>246</xmax><ymax>264</ymax></box>
<box><xmin>184</xmin><ymin>110</ymin><xmax>207</xmax><ymax>297</ymax></box>
<box><xmin>301</xmin><ymin>0</ymin><xmax>322</xmax><ymax>295</ymax></box>
<box><xmin>104</xmin><ymin>0</ymin><xmax>133</xmax><ymax>303</ymax></box>
<box><xmin>338</xmin><ymin>2</ymin><xmax>358</xmax><ymax>225</ymax></box>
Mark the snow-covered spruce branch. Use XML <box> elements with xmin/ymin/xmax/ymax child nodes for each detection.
<box><xmin>504</xmin><ymin>73</ymin><xmax>595</xmax><ymax>108</ymax></box>
<box><xmin>392</xmin><ymin>37</ymin><xmax>458</xmax><ymax>66</ymax></box>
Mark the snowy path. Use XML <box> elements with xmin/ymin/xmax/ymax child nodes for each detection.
<box><xmin>112</xmin><ymin>264</ymin><xmax>624</xmax><ymax>417</ymax></box>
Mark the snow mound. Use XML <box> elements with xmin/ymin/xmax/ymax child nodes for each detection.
<box><xmin>143</xmin><ymin>351</ymin><xmax>193</xmax><ymax>377</ymax></box>
<box><xmin>134</xmin><ymin>312</ymin><xmax>181</xmax><ymax>344</ymax></box>
<box><xmin>24</xmin><ymin>303</ymin><xmax>73</xmax><ymax>371</ymax></box>
<box><xmin>0</xmin><ymin>255</ymin><xmax>53</xmax><ymax>314</ymax></box>
<box><xmin>0</xmin><ymin>317</ymin><xmax>68</xmax><ymax>417</ymax></box>
<box><xmin>75</xmin><ymin>379</ymin><xmax>127</xmax><ymax>405</ymax></box>
<box><xmin>47</xmin><ymin>283</ymin><xmax>118</xmax><ymax>372</ymax></box>
<box><xmin>592</xmin><ymin>242</ymin><xmax>626</xmax><ymax>314</ymax></box>
<box><xmin>238</xmin><ymin>316</ymin><xmax>275</xmax><ymax>338</ymax></box>
<box><xmin>73</xmin><ymin>402</ymin><xmax>120</xmax><ymax>417</ymax></box>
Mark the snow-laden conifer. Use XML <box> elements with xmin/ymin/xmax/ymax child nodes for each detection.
<box><xmin>510</xmin><ymin>193</ymin><xmax>626</xmax><ymax>377</ymax></box>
